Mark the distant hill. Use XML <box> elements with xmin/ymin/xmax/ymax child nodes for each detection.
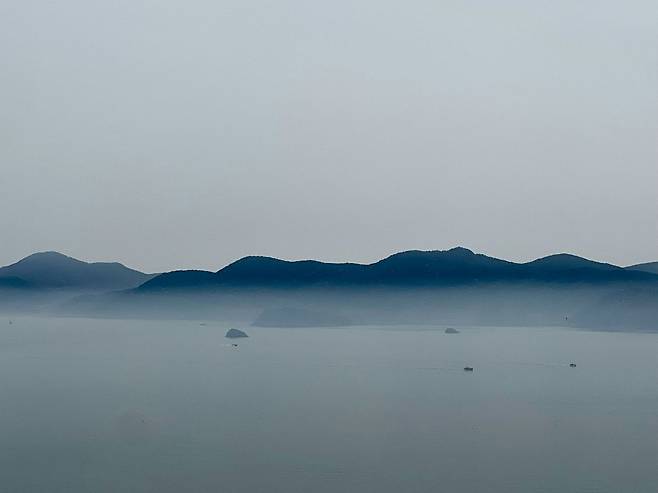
<box><xmin>0</xmin><ymin>251</ymin><xmax>156</xmax><ymax>291</ymax></box>
<box><xmin>138</xmin><ymin>247</ymin><xmax>658</xmax><ymax>291</ymax></box>
<box><xmin>215</xmin><ymin>256</ymin><xmax>368</xmax><ymax>286</ymax></box>
<box><xmin>571</xmin><ymin>283</ymin><xmax>658</xmax><ymax>330</ymax></box>
<box><xmin>626</xmin><ymin>261</ymin><xmax>658</xmax><ymax>275</ymax></box>
<box><xmin>0</xmin><ymin>276</ymin><xmax>33</xmax><ymax>290</ymax></box>
<box><xmin>46</xmin><ymin>247</ymin><xmax>658</xmax><ymax>330</ymax></box>
<box><xmin>139</xmin><ymin>270</ymin><xmax>225</xmax><ymax>291</ymax></box>
<box><xmin>367</xmin><ymin>247</ymin><xmax>517</xmax><ymax>283</ymax></box>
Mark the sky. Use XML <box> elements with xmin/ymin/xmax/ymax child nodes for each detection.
<box><xmin>1</xmin><ymin>0</ymin><xmax>656</xmax><ymax>273</ymax></box>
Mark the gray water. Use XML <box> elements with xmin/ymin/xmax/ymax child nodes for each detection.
<box><xmin>1</xmin><ymin>317</ymin><xmax>657</xmax><ymax>493</ymax></box>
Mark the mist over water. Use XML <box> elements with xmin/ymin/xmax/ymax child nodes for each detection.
<box><xmin>2</xmin><ymin>317</ymin><xmax>657</xmax><ymax>493</ymax></box>
<box><xmin>3</xmin><ymin>0</ymin><xmax>656</xmax><ymax>490</ymax></box>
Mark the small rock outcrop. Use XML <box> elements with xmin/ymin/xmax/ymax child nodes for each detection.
<box><xmin>445</xmin><ymin>327</ymin><xmax>459</xmax><ymax>334</ymax></box>
<box><xmin>225</xmin><ymin>328</ymin><xmax>248</xmax><ymax>339</ymax></box>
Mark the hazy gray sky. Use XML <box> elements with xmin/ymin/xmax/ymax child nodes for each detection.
<box><xmin>2</xmin><ymin>0</ymin><xmax>656</xmax><ymax>272</ymax></box>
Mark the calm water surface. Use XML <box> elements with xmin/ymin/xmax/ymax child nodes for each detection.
<box><xmin>1</xmin><ymin>317</ymin><xmax>657</xmax><ymax>493</ymax></box>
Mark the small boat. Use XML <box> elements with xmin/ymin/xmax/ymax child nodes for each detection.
<box><xmin>463</xmin><ymin>366</ymin><xmax>474</xmax><ymax>372</ymax></box>
<box><xmin>232</xmin><ymin>343</ymin><xmax>239</xmax><ymax>347</ymax></box>
<box><xmin>569</xmin><ymin>363</ymin><xmax>577</xmax><ymax>368</ymax></box>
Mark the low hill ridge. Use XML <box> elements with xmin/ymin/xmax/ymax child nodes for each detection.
<box><xmin>137</xmin><ymin>247</ymin><xmax>658</xmax><ymax>291</ymax></box>
<box><xmin>626</xmin><ymin>261</ymin><xmax>658</xmax><ymax>275</ymax></box>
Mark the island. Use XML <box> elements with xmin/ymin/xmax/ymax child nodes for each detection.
<box><xmin>225</xmin><ymin>328</ymin><xmax>248</xmax><ymax>339</ymax></box>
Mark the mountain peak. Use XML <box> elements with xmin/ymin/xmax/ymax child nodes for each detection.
<box><xmin>25</xmin><ymin>251</ymin><xmax>64</xmax><ymax>257</ymax></box>
<box><xmin>526</xmin><ymin>253</ymin><xmax>619</xmax><ymax>271</ymax></box>
<box><xmin>446</xmin><ymin>246</ymin><xmax>475</xmax><ymax>255</ymax></box>
<box><xmin>0</xmin><ymin>251</ymin><xmax>154</xmax><ymax>290</ymax></box>
<box><xmin>378</xmin><ymin>247</ymin><xmax>476</xmax><ymax>263</ymax></box>
<box><xmin>15</xmin><ymin>251</ymin><xmax>85</xmax><ymax>266</ymax></box>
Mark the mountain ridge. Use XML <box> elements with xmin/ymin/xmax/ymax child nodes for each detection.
<box><xmin>4</xmin><ymin>248</ymin><xmax>656</xmax><ymax>330</ymax></box>
<box><xmin>626</xmin><ymin>261</ymin><xmax>658</xmax><ymax>275</ymax></box>
<box><xmin>2</xmin><ymin>248</ymin><xmax>656</xmax><ymax>294</ymax></box>
<box><xmin>137</xmin><ymin>247</ymin><xmax>658</xmax><ymax>291</ymax></box>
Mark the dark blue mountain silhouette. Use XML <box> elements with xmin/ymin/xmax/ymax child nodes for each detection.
<box><xmin>139</xmin><ymin>270</ymin><xmax>219</xmax><ymax>289</ymax></box>
<box><xmin>138</xmin><ymin>247</ymin><xmax>657</xmax><ymax>291</ymax></box>
<box><xmin>0</xmin><ymin>276</ymin><xmax>33</xmax><ymax>290</ymax></box>
<box><xmin>626</xmin><ymin>261</ymin><xmax>658</xmax><ymax>275</ymax></box>
<box><xmin>0</xmin><ymin>251</ymin><xmax>155</xmax><ymax>290</ymax></box>
<box><xmin>366</xmin><ymin>248</ymin><xmax>518</xmax><ymax>283</ymax></box>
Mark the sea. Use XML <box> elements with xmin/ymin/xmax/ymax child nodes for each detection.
<box><xmin>1</xmin><ymin>317</ymin><xmax>656</xmax><ymax>492</ymax></box>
